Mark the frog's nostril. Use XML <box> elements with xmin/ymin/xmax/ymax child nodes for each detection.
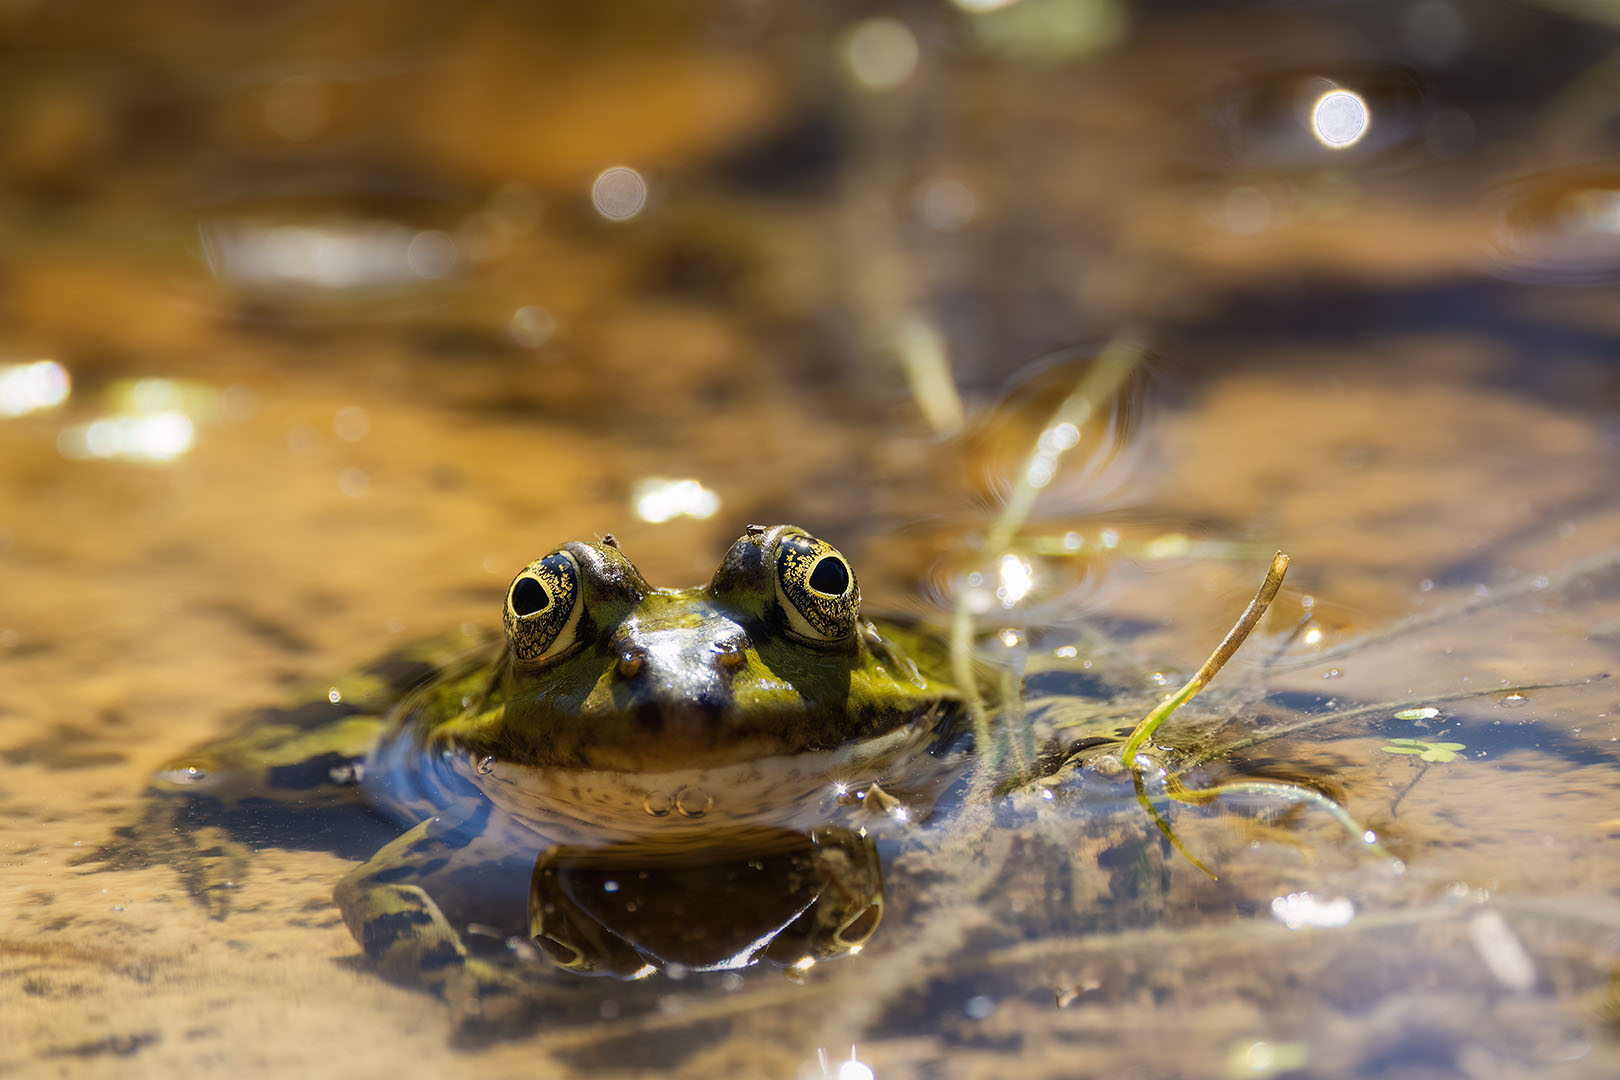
<box><xmin>615</xmin><ymin>649</ymin><xmax>646</xmax><ymax>679</ymax></box>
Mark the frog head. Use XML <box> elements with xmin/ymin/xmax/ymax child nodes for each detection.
<box><xmin>435</xmin><ymin>525</ymin><xmax>956</xmax><ymax>772</ymax></box>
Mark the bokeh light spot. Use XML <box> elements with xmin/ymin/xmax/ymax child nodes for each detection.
<box><xmin>509</xmin><ymin>305</ymin><xmax>557</xmax><ymax>348</ymax></box>
<box><xmin>0</xmin><ymin>360</ymin><xmax>70</xmax><ymax>417</ymax></box>
<box><xmin>843</xmin><ymin>17</ymin><xmax>918</xmax><ymax>91</ymax></box>
<box><xmin>632</xmin><ymin>477</ymin><xmax>720</xmax><ymax>523</ymax></box>
<box><xmin>1311</xmin><ymin>89</ymin><xmax>1369</xmax><ymax>148</ymax></box>
<box><xmin>592</xmin><ymin>167</ymin><xmax>648</xmax><ymax>220</ymax></box>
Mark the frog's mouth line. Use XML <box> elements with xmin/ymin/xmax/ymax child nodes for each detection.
<box><xmin>454</xmin><ymin>714</ymin><xmax>957</xmax><ymax>846</ymax></box>
<box><xmin>460</xmin><ymin>690</ymin><xmax>960</xmax><ymax>772</ymax></box>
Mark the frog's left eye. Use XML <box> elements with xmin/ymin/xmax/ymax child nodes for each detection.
<box><xmin>504</xmin><ymin>552</ymin><xmax>584</xmax><ymax>663</ymax></box>
<box><xmin>774</xmin><ymin>533</ymin><xmax>860</xmax><ymax>643</ymax></box>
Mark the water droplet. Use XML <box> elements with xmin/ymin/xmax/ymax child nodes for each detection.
<box><xmin>1498</xmin><ymin>693</ymin><xmax>1529</xmax><ymax>708</ymax></box>
<box><xmin>476</xmin><ymin>755</ymin><xmax>496</xmax><ymax>775</ymax></box>
<box><xmin>643</xmin><ymin>791</ymin><xmax>674</xmax><ymax>817</ymax></box>
<box><xmin>161</xmin><ymin>764</ymin><xmax>208</xmax><ymax>785</ymax></box>
<box><xmin>328</xmin><ymin>762</ymin><xmax>363</xmax><ymax>785</ymax></box>
<box><xmin>675</xmin><ymin>786</ymin><xmax>712</xmax><ymax>818</ymax></box>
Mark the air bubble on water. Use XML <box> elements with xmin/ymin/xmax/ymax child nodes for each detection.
<box><xmin>964</xmin><ymin>994</ymin><xmax>996</xmax><ymax>1020</ymax></box>
<box><xmin>1419</xmin><ymin>579</ymin><xmax>1434</xmax><ymax>592</ymax></box>
<box><xmin>328</xmin><ymin>687</ymin><xmax>342</xmax><ymax>704</ymax></box>
<box><xmin>1394</xmin><ymin>707</ymin><xmax>1440</xmax><ymax>721</ymax></box>
<box><xmin>1498</xmin><ymin>693</ymin><xmax>1528</xmax><ymax>708</ymax></box>
<box><xmin>476</xmin><ymin>755</ymin><xmax>496</xmax><ymax>775</ymax></box>
<box><xmin>675</xmin><ymin>786</ymin><xmax>712</xmax><ymax>818</ymax></box>
<box><xmin>603</xmin><ymin>880</ymin><xmax>620</xmax><ymax>893</ymax></box>
<box><xmin>644</xmin><ymin>791</ymin><xmax>674</xmax><ymax>817</ymax></box>
<box><xmin>1323</xmin><ymin>668</ymin><xmax>1343</xmax><ymax>680</ymax></box>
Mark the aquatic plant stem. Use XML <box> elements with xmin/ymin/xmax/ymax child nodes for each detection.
<box><xmin>1132</xmin><ymin>771</ymin><xmax>1216</xmax><ymax>878</ymax></box>
<box><xmin>1269</xmin><ymin>546</ymin><xmax>1620</xmax><ymax>671</ymax></box>
<box><xmin>1174</xmin><ymin>678</ymin><xmax>1594</xmax><ymax>771</ymax></box>
<box><xmin>953</xmin><ymin>332</ymin><xmax>1143</xmax><ymax>797</ymax></box>
<box><xmin>1120</xmin><ymin>551</ymin><xmax>1290</xmax><ymax>769</ymax></box>
<box><xmin>983</xmin><ymin>332</ymin><xmax>1143</xmax><ymax>553</ymax></box>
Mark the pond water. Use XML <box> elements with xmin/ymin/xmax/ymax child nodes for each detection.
<box><xmin>2</xmin><ymin>3</ymin><xmax>1618</xmax><ymax>1078</ymax></box>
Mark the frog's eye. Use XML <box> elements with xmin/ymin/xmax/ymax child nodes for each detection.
<box><xmin>504</xmin><ymin>552</ymin><xmax>584</xmax><ymax>663</ymax></box>
<box><xmin>774</xmin><ymin>533</ymin><xmax>860</xmax><ymax>643</ymax></box>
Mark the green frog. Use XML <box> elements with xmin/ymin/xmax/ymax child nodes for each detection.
<box><xmin>99</xmin><ymin>524</ymin><xmax>965</xmax><ymax>1028</ymax></box>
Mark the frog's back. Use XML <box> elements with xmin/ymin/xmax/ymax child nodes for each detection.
<box><xmin>146</xmin><ymin>628</ymin><xmax>500</xmax><ymax>818</ymax></box>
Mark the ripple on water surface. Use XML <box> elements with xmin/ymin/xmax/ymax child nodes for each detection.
<box><xmin>1482</xmin><ymin>164</ymin><xmax>1620</xmax><ymax>285</ymax></box>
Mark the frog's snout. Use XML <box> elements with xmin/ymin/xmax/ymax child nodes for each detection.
<box><xmin>608</xmin><ymin>626</ymin><xmax>748</xmax><ymax>734</ymax></box>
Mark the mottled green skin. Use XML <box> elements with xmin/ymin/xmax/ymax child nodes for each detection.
<box><xmin>109</xmin><ymin>525</ymin><xmax>962</xmax><ymax>1030</ymax></box>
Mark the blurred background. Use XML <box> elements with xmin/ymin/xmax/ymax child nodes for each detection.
<box><xmin>2</xmin><ymin>1</ymin><xmax>1618</xmax><ymax>1077</ymax></box>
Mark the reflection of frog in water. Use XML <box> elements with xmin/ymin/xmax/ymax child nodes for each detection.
<box><xmin>96</xmin><ymin>525</ymin><xmax>964</xmax><ymax>1028</ymax></box>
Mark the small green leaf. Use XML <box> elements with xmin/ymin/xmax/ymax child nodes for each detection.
<box><xmin>1419</xmin><ymin>742</ymin><xmax>1466</xmax><ymax>763</ymax></box>
<box><xmin>1380</xmin><ymin>738</ymin><xmax>1466</xmax><ymax>763</ymax></box>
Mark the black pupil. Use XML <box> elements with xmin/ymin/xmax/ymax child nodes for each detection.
<box><xmin>511</xmin><ymin>576</ymin><xmax>550</xmax><ymax>617</ymax></box>
<box><xmin>808</xmin><ymin>556</ymin><xmax>850</xmax><ymax>596</ymax></box>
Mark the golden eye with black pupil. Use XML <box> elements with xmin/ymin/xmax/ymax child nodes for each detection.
<box><xmin>503</xmin><ymin>552</ymin><xmax>583</xmax><ymax>663</ymax></box>
<box><xmin>774</xmin><ymin>533</ymin><xmax>860</xmax><ymax>642</ymax></box>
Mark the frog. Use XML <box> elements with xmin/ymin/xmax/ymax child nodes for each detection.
<box><xmin>89</xmin><ymin>524</ymin><xmax>967</xmax><ymax>1030</ymax></box>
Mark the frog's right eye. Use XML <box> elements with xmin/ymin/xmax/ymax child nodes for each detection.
<box><xmin>503</xmin><ymin>552</ymin><xmax>584</xmax><ymax>663</ymax></box>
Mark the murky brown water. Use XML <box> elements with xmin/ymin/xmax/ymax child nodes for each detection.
<box><xmin>3</xmin><ymin>3</ymin><xmax>1619</xmax><ymax>1078</ymax></box>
